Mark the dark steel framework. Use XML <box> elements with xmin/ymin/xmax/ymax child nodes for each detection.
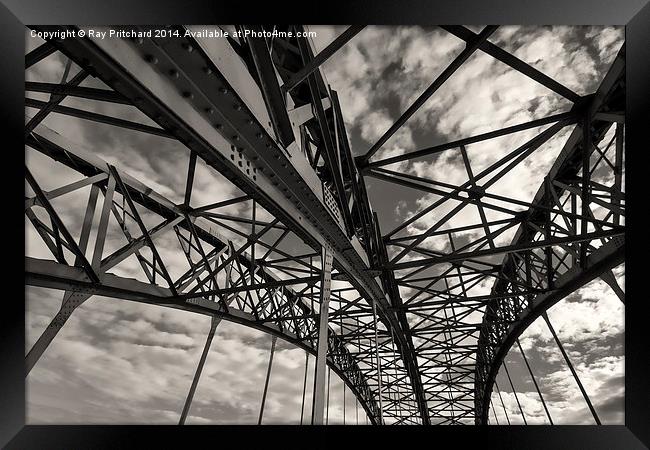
<box><xmin>24</xmin><ymin>25</ymin><xmax>625</xmax><ymax>425</ymax></box>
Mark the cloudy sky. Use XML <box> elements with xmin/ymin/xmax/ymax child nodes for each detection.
<box><xmin>25</xmin><ymin>25</ymin><xmax>624</xmax><ymax>424</ymax></box>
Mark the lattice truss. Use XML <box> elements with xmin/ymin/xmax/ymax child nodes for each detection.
<box><xmin>24</xmin><ymin>25</ymin><xmax>624</xmax><ymax>425</ymax></box>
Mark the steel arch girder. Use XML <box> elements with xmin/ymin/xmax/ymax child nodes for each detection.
<box><xmin>25</xmin><ymin>256</ymin><xmax>382</xmax><ymax>424</ymax></box>
<box><xmin>474</xmin><ymin>239</ymin><xmax>624</xmax><ymax>424</ymax></box>
<box><xmin>473</xmin><ymin>44</ymin><xmax>626</xmax><ymax>424</ymax></box>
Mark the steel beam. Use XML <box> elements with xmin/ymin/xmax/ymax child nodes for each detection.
<box><xmin>360</xmin><ymin>26</ymin><xmax>498</xmax><ymax>164</ymax></box>
<box><xmin>25</xmin><ymin>291</ymin><xmax>89</xmax><ymax>375</ymax></box>
<box><xmin>364</xmin><ymin>111</ymin><xmax>577</xmax><ymax>169</ymax></box>
<box><xmin>600</xmin><ymin>270</ymin><xmax>625</xmax><ymax>303</ymax></box>
<box><xmin>516</xmin><ymin>338</ymin><xmax>553</xmax><ymax>424</ymax></box>
<box><xmin>246</xmin><ymin>27</ymin><xmax>295</xmax><ymax>148</ymax></box>
<box><xmin>26</xmin><ymin>82</ymin><xmax>130</xmax><ymax>104</ymax></box>
<box><xmin>503</xmin><ymin>362</ymin><xmax>527</xmax><ymax>424</ymax></box>
<box><xmin>25</xmin><ymin>98</ymin><xmax>172</xmax><ymax>138</ymax></box>
<box><xmin>25</xmin><ymin>41</ymin><xmax>57</xmax><ymax>69</ymax></box>
<box><xmin>300</xmin><ymin>352</ymin><xmax>309</xmax><ymax>424</ymax></box>
<box><xmin>282</xmin><ymin>26</ymin><xmax>364</xmax><ymax>93</ymax></box>
<box><xmin>373</xmin><ymin>298</ymin><xmax>384</xmax><ymax>425</ymax></box>
<box><xmin>258</xmin><ymin>335</ymin><xmax>278</xmax><ymax>424</ymax></box>
<box><xmin>544</xmin><ymin>312</ymin><xmax>601</xmax><ymax>424</ymax></box>
<box><xmin>441</xmin><ymin>25</ymin><xmax>581</xmax><ymax>103</ymax></box>
<box><xmin>311</xmin><ymin>245</ymin><xmax>333</xmax><ymax>425</ymax></box>
<box><xmin>392</xmin><ymin>229</ymin><xmax>622</xmax><ymax>270</ymax></box>
<box><xmin>179</xmin><ymin>316</ymin><xmax>218</xmax><ymax>425</ymax></box>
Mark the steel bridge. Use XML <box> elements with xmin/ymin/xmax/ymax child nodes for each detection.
<box><xmin>24</xmin><ymin>25</ymin><xmax>625</xmax><ymax>425</ymax></box>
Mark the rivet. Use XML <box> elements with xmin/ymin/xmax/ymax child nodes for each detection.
<box><xmin>203</xmin><ymin>66</ymin><xmax>213</xmax><ymax>75</ymax></box>
<box><xmin>233</xmin><ymin>103</ymin><xmax>242</xmax><ymax>111</ymax></box>
<box><xmin>214</xmin><ymin>123</ymin><xmax>223</xmax><ymax>130</ymax></box>
<box><xmin>219</xmin><ymin>87</ymin><xmax>228</xmax><ymax>94</ymax></box>
<box><xmin>182</xmin><ymin>43</ymin><xmax>194</xmax><ymax>52</ymax></box>
<box><xmin>168</xmin><ymin>69</ymin><xmax>179</xmax><ymax>78</ymax></box>
<box><xmin>182</xmin><ymin>91</ymin><xmax>194</xmax><ymax>99</ymax></box>
<box><xmin>144</xmin><ymin>54</ymin><xmax>158</xmax><ymax>64</ymax></box>
<box><xmin>232</xmin><ymin>135</ymin><xmax>240</xmax><ymax>141</ymax></box>
<box><xmin>205</xmin><ymin>107</ymin><xmax>214</xmax><ymax>114</ymax></box>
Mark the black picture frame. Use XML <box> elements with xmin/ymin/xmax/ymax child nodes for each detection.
<box><xmin>3</xmin><ymin>1</ymin><xmax>648</xmax><ymax>448</ymax></box>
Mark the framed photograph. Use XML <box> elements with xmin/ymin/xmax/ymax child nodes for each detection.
<box><xmin>3</xmin><ymin>0</ymin><xmax>648</xmax><ymax>448</ymax></box>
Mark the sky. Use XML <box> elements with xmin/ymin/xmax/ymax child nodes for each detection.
<box><xmin>25</xmin><ymin>25</ymin><xmax>624</xmax><ymax>424</ymax></box>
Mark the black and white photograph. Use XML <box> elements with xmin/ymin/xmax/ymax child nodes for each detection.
<box><xmin>20</xmin><ymin>21</ymin><xmax>631</xmax><ymax>431</ymax></box>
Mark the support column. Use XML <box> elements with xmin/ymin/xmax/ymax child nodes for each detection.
<box><xmin>356</xmin><ymin>395</ymin><xmax>359</xmax><ymax>425</ymax></box>
<box><xmin>490</xmin><ymin>399</ymin><xmax>500</xmax><ymax>425</ymax></box>
<box><xmin>258</xmin><ymin>335</ymin><xmax>277</xmax><ymax>425</ymax></box>
<box><xmin>300</xmin><ymin>352</ymin><xmax>309</xmax><ymax>425</ymax></box>
<box><xmin>516</xmin><ymin>338</ymin><xmax>553</xmax><ymax>424</ymax></box>
<box><xmin>612</xmin><ymin>122</ymin><xmax>624</xmax><ymax>226</ymax></box>
<box><xmin>543</xmin><ymin>312</ymin><xmax>601</xmax><ymax>424</ymax></box>
<box><xmin>180</xmin><ymin>251</ymin><xmax>234</xmax><ymax>424</ymax></box>
<box><xmin>580</xmin><ymin>113</ymin><xmax>592</xmax><ymax>268</ymax></box>
<box><xmin>343</xmin><ymin>377</ymin><xmax>346</xmax><ymax>425</ymax></box>
<box><xmin>544</xmin><ymin>177</ymin><xmax>555</xmax><ymax>289</ymax></box>
<box><xmin>503</xmin><ymin>361</ymin><xmax>527</xmax><ymax>425</ymax></box>
<box><xmin>372</xmin><ymin>299</ymin><xmax>384</xmax><ymax>425</ymax></box>
<box><xmin>326</xmin><ymin>366</ymin><xmax>331</xmax><ymax>425</ymax></box>
<box><xmin>178</xmin><ymin>316</ymin><xmax>219</xmax><ymax>425</ymax></box>
<box><xmin>571</xmin><ymin>193</ymin><xmax>578</xmax><ymax>267</ymax></box>
<box><xmin>495</xmin><ymin>380</ymin><xmax>510</xmax><ymax>425</ymax></box>
<box><xmin>311</xmin><ymin>245</ymin><xmax>333</xmax><ymax>425</ymax></box>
